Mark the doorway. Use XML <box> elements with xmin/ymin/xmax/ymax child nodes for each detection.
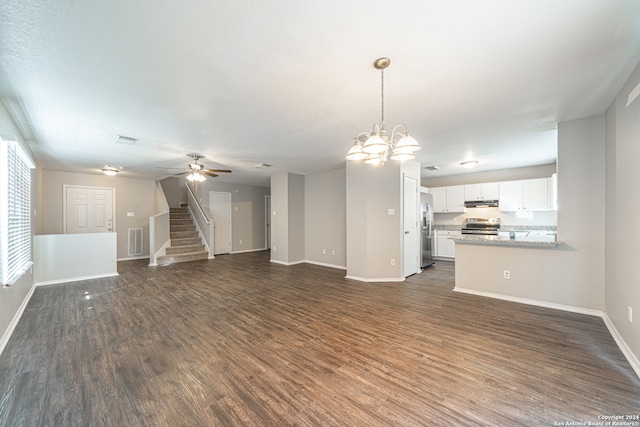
<box><xmin>64</xmin><ymin>185</ymin><xmax>115</xmax><ymax>234</ymax></box>
<box><xmin>209</xmin><ymin>191</ymin><xmax>232</xmax><ymax>255</ymax></box>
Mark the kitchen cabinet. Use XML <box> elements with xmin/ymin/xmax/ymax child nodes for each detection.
<box><xmin>431</xmin><ymin>185</ymin><xmax>466</xmax><ymax>213</ymax></box>
<box><xmin>435</xmin><ymin>230</ymin><xmax>460</xmax><ymax>258</ymax></box>
<box><xmin>464</xmin><ymin>182</ymin><xmax>499</xmax><ymax>200</ymax></box>
<box><xmin>499</xmin><ymin>178</ymin><xmax>553</xmax><ymax>212</ymax></box>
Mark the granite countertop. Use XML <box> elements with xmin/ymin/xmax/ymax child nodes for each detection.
<box><xmin>452</xmin><ymin>232</ymin><xmax>558</xmax><ymax>247</ymax></box>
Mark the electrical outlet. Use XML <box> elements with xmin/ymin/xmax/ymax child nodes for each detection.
<box><xmin>322</xmin><ymin>249</ymin><xmax>326</xmax><ymax>254</ymax></box>
<box><xmin>239</xmin><ymin>239</ymin><xmax>242</xmax><ymax>245</ymax></box>
<box><xmin>503</xmin><ymin>270</ymin><xmax>511</xmax><ymax>279</ymax></box>
<box><xmin>390</xmin><ymin>259</ymin><xmax>396</xmax><ymax>266</ymax></box>
<box><xmin>629</xmin><ymin>306</ymin><xmax>633</xmax><ymax>323</ymax></box>
<box><xmin>332</xmin><ymin>250</ymin><xmax>335</xmax><ymax>255</ymax></box>
<box><xmin>273</xmin><ymin>246</ymin><xmax>276</xmax><ymax>252</ymax></box>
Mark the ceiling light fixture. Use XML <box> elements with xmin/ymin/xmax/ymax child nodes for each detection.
<box><xmin>346</xmin><ymin>57</ymin><xmax>421</xmax><ymax>165</ymax></box>
<box><xmin>186</xmin><ymin>171</ymin><xmax>206</xmax><ymax>182</ymax></box>
<box><xmin>460</xmin><ymin>160</ymin><xmax>479</xmax><ymax>169</ymax></box>
<box><xmin>102</xmin><ymin>165</ymin><xmax>121</xmax><ymax>176</ymax></box>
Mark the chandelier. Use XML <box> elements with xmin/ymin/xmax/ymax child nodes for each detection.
<box><xmin>346</xmin><ymin>57</ymin><xmax>421</xmax><ymax>165</ymax></box>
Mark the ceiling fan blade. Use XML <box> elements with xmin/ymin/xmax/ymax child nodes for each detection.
<box><xmin>205</xmin><ymin>169</ymin><xmax>232</xmax><ymax>173</ymax></box>
<box><xmin>203</xmin><ymin>171</ymin><xmax>219</xmax><ymax>178</ymax></box>
<box><xmin>174</xmin><ymin>171</ymin><xmax>188</xmax><ymax>176</ymax></box>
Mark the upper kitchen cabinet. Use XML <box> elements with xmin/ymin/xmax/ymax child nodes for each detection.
<box><xmin>499</xmin><ymin>178</ymin><xmax>555</xmax><ymax>212</ymax></box>
<box><xmin>464</xmin><ymin>182</ymin><xmax>499</xmax><ymax>201</ymax></box>
<box><xmin>431</xmin><ymin>185</ymin><xmax>466</xmax><ymax>213</ymax></box>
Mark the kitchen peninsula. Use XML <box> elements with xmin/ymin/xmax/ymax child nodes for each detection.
<box><xmin>450</xmin><ymin>234</ymin><xmax>598</xmax><ymax>315</ymax></box>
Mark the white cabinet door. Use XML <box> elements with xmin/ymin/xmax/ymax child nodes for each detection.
<box><xmin>481</xmin><ymin>182</ymin><xmax>500</xmax><ymax>200</ymax></box>
<box><xmin>523</xmin><ymin>178</ymin><xmax>550</xmax><ymax>211</ymax></box>
<box><xmin>499</xmin><ymin>180</ymin><xmax>523</xmax><ymax>212</ymax></box>
<box><xmin>466</xmin><ymin>182</ymin><xmax>499</xmax><ymax>200</ymax></box>
<box><xmin>431</xmin><ymin>187</ymin><xmax>447</xmax><ymax>213</ymax></box>
<box><xmin>435</xmin><ymin>230</ymin><xmax>460</xmax><ymax>258</ymax></box>
<box><xmin>446</xmin><ymin>185</ymin><xmax>466</xmax><ymax>212</ymax></box>
<box><xmin>500</xmin><ymin>178</ymin><xmax>551</xmax><ymax>211</ymax></box>
<box><xmin>464</xmin><ymin>184</ymin><xmax>482</xmax><ymax>201</ymax></box>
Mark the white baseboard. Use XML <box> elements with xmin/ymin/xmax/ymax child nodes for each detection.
<box><xmin>231</xmin><ymin>248</ymin><xmax>268</xmax><ymax>254</ymax></box>
<box><xmin>270</xmin><ymin>259</ymin><xmax>305</xmax><ymax>266</ymax></box>
<box><xmin>0</xmin><ymin>283</ymin><xmax>36</xmax><ymax>356</ymax></box>
<box><xmin>303</xmin><ymin>260</ymin><xmax>346</xmax><ymax>270</ymax></box>
<box><xmin>453</xmin><ymin>287</ymin><xmax>603</xmax><ymax>317</ymax></box>
<box><xmin>117</xmin><ymin>256</ymin><xmax>149</xmax><ymax>262</ymax></box>
<box><xmin>345</xmin><ymin>275</ymin><xmax>404</xmax><ymax>283</ymax></box>
<box><xmin>602</xmin><ymin>313</ymin><xmax>640</xmax><ymax>379</ymax></box>
<box><xmin>35</xmin><ymin>272</ymin><xmax>119</xmax><ymax>287</ymax></box>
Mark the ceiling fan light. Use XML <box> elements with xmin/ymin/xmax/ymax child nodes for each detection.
<box><xmin>346</xmin><ymin>141</ymin><xmax>368</xmax><ymax>161</ymax></box>
<box><xmin>394</xmin><ymin>133</ymin><xmax>421</xmax><ymax>152</ymax></box>
<box><xmin>187</xmin><ymin>171</ymin><xmax>206</xmax><ymax>182</ymax></box>
<box><xmin>362</xmin><ymin>134</ymin><xmax>388</xmax><ymax>154</ymax></box>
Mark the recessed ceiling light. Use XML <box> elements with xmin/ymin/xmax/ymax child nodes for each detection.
<box><xmin>460</xmin><ymin>160</ymin><xmax>478</xmax><ymax>169</ymax></box>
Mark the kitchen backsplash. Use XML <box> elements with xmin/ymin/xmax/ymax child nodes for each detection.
<box><xmin>433</xmin><ymin>207</ymin><xmax>557</xmax><ymax>228</ymax></box>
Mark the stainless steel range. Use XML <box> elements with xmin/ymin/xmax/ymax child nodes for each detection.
<box><xmin>462</xmin><ymin>218</ymin><xmax>500</xmax><ymax>235</ymax></box>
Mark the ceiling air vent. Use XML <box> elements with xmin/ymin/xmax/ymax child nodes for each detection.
<box><xmin>114</xmin><ymin>135</ymin><xmax>137</xmax><ymax>145</ymax></box>
<box><xmin>254</xmin><ymin>163</ymin><xmax>272</xmax><ymax>169</ymax></box>
<box><xmin>424</xmin><ymin>165</ymin><xmax>439</xmax><ymax>171</ymax></box>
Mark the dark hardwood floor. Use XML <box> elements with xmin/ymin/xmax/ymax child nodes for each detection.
<box><xmin>1</xmin><ymin>251</ymin><xmax>639</xmax><ymax>426</ymax></box>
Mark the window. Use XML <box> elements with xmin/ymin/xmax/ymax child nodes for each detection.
<box><xmin>1</xmin><ymin>137</ymin><xmax>35</xmax><ymax>287</ymax></box>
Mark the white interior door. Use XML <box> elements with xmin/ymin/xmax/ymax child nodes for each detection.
<box><xmin>403</xmin><ymin>176</ymin><xmax>419</xmax><ymax>277</ymax></box>
<box><xmin>210</xmin><ymin>191</ymin><xmax>232</xmax><ymax>255</ymax></box>
<box><xmin>265</xmin><ymin>195</ymin><xmax>271</xmax><ymax>250</ymax></box>
<box><xmin>65</xmin><ymin>186</ymin><xmax>115</xmax><ymax>233</ymax></box>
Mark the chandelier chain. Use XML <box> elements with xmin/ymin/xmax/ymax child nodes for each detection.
<box><xmin>380</xmin><ymin>68</ymin><xmax>385</xmax><ymax>124</ymax></box>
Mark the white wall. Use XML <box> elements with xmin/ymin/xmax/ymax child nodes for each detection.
<box><xmin>605</xmin><ymin>62</ymin><xmax>640</xmax><ymax>365</ymax></box>
<box><xmin>346</xmin><ymin>160</ymin><xmax>420</xmax><ymax>281</ymax></box>
<box><xmin>454</xmin><ymin>115</ymin><xmax>606</xmax><ymax>312</ymax></box>
<box><xmin>270</xmin><ymin>173</ymin><xmax>305</xmax><ymax>264</ymax></box>
<box><xmin>41</xmin><ymin>170</ymin><xmax>156</xmax><ymax>260</ymax></box>
<box><xmin>34</xmin><ymin>233</ymin><xmax>118</xmax><ymax>284</ymax></box>
<box><xmin>304</xmin><ymin>168</ymin><xmax>346</xmax><ymax>268</ymax></box>
<box><xmin>0</xmin><ymin>102</ymin><xmax>39</xmax><ymax>354</ymax></box>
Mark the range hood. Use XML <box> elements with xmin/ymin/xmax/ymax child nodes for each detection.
<box><xmin>464</xmin><ymin>200</ymin><xmax>499</xmax><ymax>208</ymax></box>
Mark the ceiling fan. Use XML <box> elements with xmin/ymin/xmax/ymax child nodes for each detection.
<box><xmin>174</xmin><ymin>154</ymin><xmax>232</xmax><ymax>181</ymax></box>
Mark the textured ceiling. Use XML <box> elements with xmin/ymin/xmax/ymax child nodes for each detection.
<box><xmin>1</xmin><ymin>0</ymin><xmax>639</xmax><ymax>186</ymax></box>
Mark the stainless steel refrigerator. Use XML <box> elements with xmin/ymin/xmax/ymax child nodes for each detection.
<box><xmin>420</xmin><ymin>192</ymin><xmax>435</xmax><ymax>268</ymax></box>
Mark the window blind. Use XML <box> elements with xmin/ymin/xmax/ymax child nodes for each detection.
<box><xmin>1</xmin><ymin>138</ymin><xmax>35</xmax><ymax>286</ymax></box>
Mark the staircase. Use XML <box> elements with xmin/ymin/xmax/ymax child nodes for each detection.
<box><xmin>157</xmin><ymin>208</ymin><xmax>209</xmax><ymax>265</ymax></box>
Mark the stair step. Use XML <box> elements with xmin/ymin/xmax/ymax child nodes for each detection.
<box><xmin>170</xmin><ymin>230</ymin><xmax>199</xmax><ymax>239</ymax></box>
<box><xmin>171</xmin><ymin>237</ymin><xmax>202</xmax><ymax>246</ymax></box>
<box><xmin>166</xmin><ymin>244</ymin><xmax>205</xmax><ymax>255</ymax></box>
<box><xmin>170</xmin><ymin>225</ymin><xmax>196</xmax><ymax>232</ymax></box>
<box><xmin>157</xmin><ymin>251</ymin><xmax>208</xmax><ymax>265</ymax></box>
<box><xmin>170</xmin><ymin>219</ymin><xmax>193</xmax><ymax>226</ymax></box>
<box><xmin>170</xmin><ymin>213</ymin><xmax>191</xmax><ymax>220</ymax></box>
<box><xmin>170</xmin><ymin>208</ymin><xmax>188</xmax><ymax>213</ymax></box>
